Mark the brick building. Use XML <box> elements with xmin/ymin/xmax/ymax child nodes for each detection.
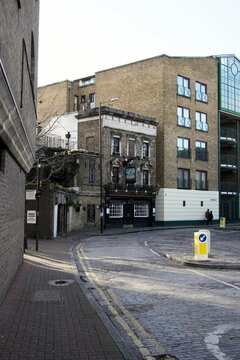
<box><xmin>0</xmin><ymin>0</ymin><xmax>39</xmax><ymax>302</ymax></box>
<box><xmin>38</xmin><ymin>53</ymin><xmax>240</xmax><ymax>225</ymax></box>
<box><xmin>77</xmin><ymin>107</ymin><xmax>158</xmax><ymax>228</ymax></box>
<box><xmin>26</xmin><ymin>149</ymin><xmax>100</xmax><ymax>239</ymax></box>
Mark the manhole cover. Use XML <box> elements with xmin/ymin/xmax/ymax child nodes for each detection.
<box><xmin>48</xmin><ymin>279</ymin><xmax>74</xmax><ymax>287</ymax></box>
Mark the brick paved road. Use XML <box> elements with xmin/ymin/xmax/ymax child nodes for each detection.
<box><xmin>76</xmin><ymin>228</ymin><xmax>240</xmax><ymax>360</ymax></box>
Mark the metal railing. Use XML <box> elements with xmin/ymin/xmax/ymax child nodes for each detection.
<box><xmin>177</xmin><ymin>178</ymin><xmax>191</xmax><ymax>189</ymax></box>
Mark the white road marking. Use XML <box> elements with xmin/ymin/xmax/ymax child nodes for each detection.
<box><xmin>204</xmin><ymin>323</ymin><xmax>240</xmax><ymax>360</ymax></box>
<box><xmin>144</xmin><ymin>241</ymin><xmax>240</xmax><ymax>291</ymax></box>
<box><xmin>77</xmin><ymin>243</ymin><xmax>164</xmax><ymax>360</ymax></box>
<box><xmin>187</xmin><ymin>268</ymin><xmax>240</xmax><ymax>291</ymax></box>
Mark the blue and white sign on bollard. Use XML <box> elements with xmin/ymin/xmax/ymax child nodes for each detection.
<box><xmin>194</xmin><ymin>230</ymin><xmax>209</xmax><ymax>260</ymax></box>
<box><xmin>199</xmin><ymin>229</ymin><xmax>211</xmax><ymax>254</ymax></box>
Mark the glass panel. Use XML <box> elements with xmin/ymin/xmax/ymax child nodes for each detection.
<box><xmin>134</xmin><ymin>204</ymin><xmax>149</xmax><ymax>217</ymax></box>
<box><xmin>109</xmin><ymin>203</ymin><xmax>123</xmax><ymax>218</ymax></box>
<box><xmin>129</xmin><ymin>139</ymin><xmax>135</xmax><ymax>157</ymax></box>
<box><xmin>183</xmin><ymin>108</ymin><xmax>189</xmax><ymax>118</ymax></box>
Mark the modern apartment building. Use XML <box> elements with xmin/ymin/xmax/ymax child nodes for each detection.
<box><xmin>0</xmin><ymin>0</ymin><xmax>39</xmax><ymax>302</ymax></box>
<box><xmin>38</xmin><ymin>53</ymin><xmax>240</xmax><ymax>225</ymax></box>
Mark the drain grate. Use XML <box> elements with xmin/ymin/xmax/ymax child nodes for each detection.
<box><xmin>48</xmin><ymin>279</ymin><xmax>74</xmax><ymax>287</ymax></box>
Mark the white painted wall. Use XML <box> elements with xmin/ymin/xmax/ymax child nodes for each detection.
<box><xmin>39</xmin><ymin>112</ymin><xmax>78</xmax><ymax>150</ymax></box>
<box><xmin>155</xmin><ymin>188</ymin><xmax>219</xmax><ymax>222</ymax></box>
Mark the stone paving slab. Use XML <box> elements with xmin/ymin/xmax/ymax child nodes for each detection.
<box><xmin>0</xmin><ymin>238</ymin><xmax>125</xmax><ymax>360</ymax></box>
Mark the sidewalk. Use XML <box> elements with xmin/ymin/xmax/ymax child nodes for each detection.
<box><xmin>0</xmin><ymin>237</ymin><xmax>125</xmax><ymax>360</ymax></box>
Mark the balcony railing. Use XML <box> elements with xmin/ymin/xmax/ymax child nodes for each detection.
<box><xmin>195</xmin><ymin>91</ymin><xmax>208</xmax><ymax>103</ymax></box>
<box><xmin>177</xmin><ymin>148</ymin><xmax>191</xmax><ymax>159</ymax></box>
<box><xmin>220</xmin><ymin>128</ymin><xmax>237</xmax><ymax>140</ymax></box>
<box><xmin>177</xmin><ymin>85</ymin><xmax>191</xmax><ymax>97</ymax></box>
<box><xmin>195</xmin><ymin>180</ymin><xmax>208</xmax><ymax>190</ymax></box>
<box><xmin>220</xmin><ymin>182</ymin><xmax>237</xmax><ymax>193</ymax></box>
<box><xmin>196</xmin><ymin>121</ymin><xmax>208</xmax><ymax>132</ymax></box>
<box><xmin>177</xmin><ymin>178</ymin><xmax>191</xmax><ymax>189</ymax></box>
<box><xmin>221</xmin><ymin>155</ymin><xmax>237</xmax><ymax>167</ymax></box>
<box><xmin>195</xmin><ymin>149</ymin><xmax>208</xmax><ymax>161</ymax></box>
<box><xmin>177</xmin><ymin>116</ymin><xmax>191</xmax><ymax>128</ymax></box>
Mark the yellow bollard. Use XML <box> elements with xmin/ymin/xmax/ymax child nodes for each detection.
<box><xmin>220</xmin><ymin>217</ymin><xmax>226</xmax><ymax>228</ymax></box>
<box><xmin>194</xmin><ymin>231</ymin><xmax>209</xmax><ymax>260</ymax></box>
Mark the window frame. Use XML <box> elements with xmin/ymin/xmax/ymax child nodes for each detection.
<box><xmin>128</xmin><ymin>138</ymin><xmax>136</xmax><ymax>157</ymax></box>
<box><xmin>195</xmin><ymin>141</ymin><xmax>208</xmax><ymax>161</ymax></box>
<box><xmin>195</xmin><ymin>111</ymin><xmax>208</xmax><ymax>132</ymax></box>
<box><xmin>142</xmin><ymin>141</ymin><xmax>150</xmax><ymax>159</ymax></box>
<box><xmin>134</xmin><ymin>204</ymin><xmax>149</xmax><ymax>218</ymax></box>
<box><xmin>177</xmin><ymin>75</ymin><xmax>191</xmax><ymax>98</ymax></box>
<box><xmin>142</xmin><ymin>169</ymin><xmax>149</xmax><ymax>186</ymax></box>
<box><xmin>195</xmin><ymin>81</ymin><xmax>208</xmax><ymax>102</ymax></box>
<box><xmin>109</xmin><ymin>203</ymin><xmax>123</xmax><ymax>218</ymax></box>
<box><xmin>177</xmin><ymin>168</ymin><xmax>191</xmax><ymax>189</ymax></box>
<box><xmin>112</xmin><ymin>136</ymin><xmax>121</xmax><ymax>155</ymax></box>
<box><xmin>177</xmin><ymin>137</ymin><xmax>190</xmax><ymax>159</ymax></box>
<box><xmin>196</xmin><ymin>170</ymin><xmax>208</xmax><ymax>190</ymax></box>
<box><xmin>112</xmin><ymin>166</ymin><xmax>119</xmax><ymax>184</ymax></box>
<box><xmin>177</xmin><ymin>106</ymin><xmax>191</xmax><ymax>128</ymax></box>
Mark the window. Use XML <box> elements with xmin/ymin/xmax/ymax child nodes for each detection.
<box><xmin>177</xmin><ymin>168</ymin><xmax>190</xmax><ymax>189</ymax></box>
<box><xmin>134</xmin><ymin>204</ymin><xmax>149</xmax><ymax>217</ymax></box>
<box><xmin>177</xmin><ymin>106</ymin><xmax>191</xmax><ymax>128</ymax></box>
<box><xmin>219</xmin><ymin>56</ymin><xmax>240</xmax><ymax>113</ymax></box>
<box><xmin>142</xmin><ymin>141</ymin><xmax>149</xmax><ymax>158</ymax></box>
<box><xmin>109</xmin><ymin>203</ymin><xmax>123</xmax><ymax>218</ymax></box>
<box><xmin>81</xmin><ymin>95</ymin><xmax>86</xmax><ymax>103</ymax></box>
<box><xmin>89</xmin><ymin>159</ymin><xmax>95</xmax><ymax>183</ymax></box>
<box><xmin>74</xmin><ymin>96</ymin><xmax>79</xmax><ymax>111</ymax></box>
<box><xmin>79</xmin><ymin>77</ymin><xmax>95</xmax><ymax>87</ymax></box>
<box><xmin>112</xmin><ymin>136</ymin><xmax>120</xmax><ymax>155</ymax></box>
<box><xmin>89</xmin><ymin>93</ymin><xmax>95</xmax><ymax>108</ymax></box>
<box><xmin>142</xmin><ymin>170</ymin><xmax>149</xmax><ymax>186</ymax></box>
<box><xmin>128</xmin><ymin>138</ymin><xmax>135</xmax><ymax>157</ymax></box>
<box><xmin>196</xmin><ymin>111</ymin><xmax>208</xmax><ymax>131</ymax></box>
<box><xmin>195</xmin><ymin>82</ymin><xmax>208</xmax><ymax>102</ymax></box>
<box><xmin>195</xmin><ymin>141</ymin><xmax>208</xmax><ymax>161</ymax></box>
<box><xmin>196</xmin><ymin>171</ymin><xmax>208</xmax><ymax>190</ymax></box>
<box><xmin>177</xmin><ymin>137</ymin><xmax>190</xmax><ymax>159</ymax></box>
<box><xmin>87</xmin><ymin>205</ymin><xmax>95</xmax><ymax>222</ymax></box>
<box><xmin>177</xmin><ymin>75</ymin><xmax>191</xmax><ymax>97</ymax></box>
<box><xmin>112</xmin><ymin>167</ymin><xmax>119</xmax><ymax>184</ymax></box>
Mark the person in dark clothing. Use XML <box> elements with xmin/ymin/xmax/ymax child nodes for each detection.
<box><xmin>205</xmin><ymin>209</ymin><xmax>210</xmax><ymax>225</ymax></box>
<box><xmin>208</xmin><ymin>211</ymin><xmax>213</xmax><ymax>225</ymax></box>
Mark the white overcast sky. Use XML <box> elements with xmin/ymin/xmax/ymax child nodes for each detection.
<box><xmin>38</xmin><ymin>0</ymin><xmax>240</xmax><ymax>86</ymax></box>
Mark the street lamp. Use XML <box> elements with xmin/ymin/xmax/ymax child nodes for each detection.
<box><xmin>99</xmin><ymin>98</ymin><xmax>119</xmax><ymax>233</ymax></box>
